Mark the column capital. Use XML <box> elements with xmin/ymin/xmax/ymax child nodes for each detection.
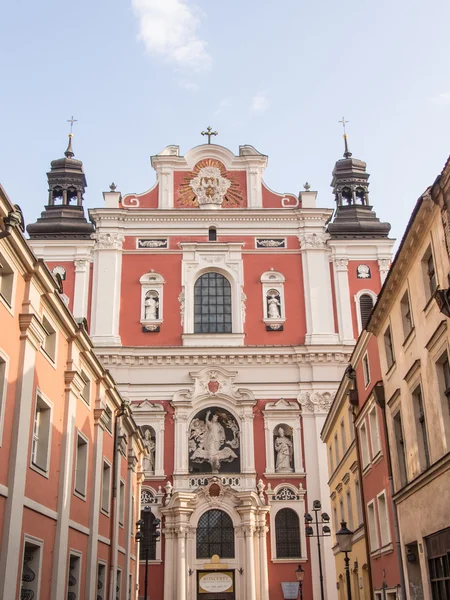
<box><xmin>298</xmin><ymin>232</ymin><xmax>329</xmax><ymax>250</ymax></box>
<box><xmin>93</xmin><ymin>232</ymin><xmax>125</xmax><ymax>251</ymax></box>
<box><xmin>74</xmin><ymin>258</ymin><xmax>91</xmax><ymax>272</ymax></box>
<box><xmin>333</xmin><ymin>257</ymin><xmax>349</xmax><ymax>271</ymax></box>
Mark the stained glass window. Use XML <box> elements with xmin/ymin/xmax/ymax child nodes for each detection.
<box><xmin>194</xmin><ymin>273</ymin><xmax>232</xmax><ymax>334</ymax></box>
<box><xmin>275</xmin><ymin>508</ymin><xmax>301</xmax><ymax>558</ymax></box>
<box><xmin>196</xmin><ymin>509</ymin><xmax>235</xmax><ymax>559</ymax></box>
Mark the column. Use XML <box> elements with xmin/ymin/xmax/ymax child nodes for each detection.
<box><xmin>258</xmin><ymin>523</ymin><xmax>269</xmax><ymax>600</ymax></box>
<box><xmin>332</xmin><ymin>257</ymin><xmax>355</xmax><ymax>345</ymax></box>
<box><xmin>73</xmin><ymin>257</ymin><xmax>91</xmax><ymax>319</ymax></box>
<box><xmin>90</xmin><ymin>231</ymin><xmax>124</xmax><ymax>346</ymax></box>
<box><xmin>0</xmin><ymin>314</ymin><xmax>45</xmax><ymax>599</ymax></box>
<box><xmin>50</xmin><ymin>368</ymin><xmax>83</xmax><ymax>600</ymax></box>
<box><xmin>245</xmin><ymin>526</ymin><xmax>257</xmax><ymax>600</ymax></box>
<box><xmin>241</xmin><ymin>408</ymin><xmax>256</xmax><ymax>474</ymax></box>
<box><xmin>163</xmin><ymin>527</ymin><xmax>176</xmax><ymax>600</ymax></box>
<box><xmin>299</xmin><ymin>232</ymin><xmax>338</xmax><ymax>345</ymax></box>
<box><xmin>173</xmin><ymin>410</ymin><xmax>189</xmax><ymax>475</ymax></box>
<box><xmin>177</xmin><ymin>527</ymin><xmax>187</xmax><ymax>600</ymax></box>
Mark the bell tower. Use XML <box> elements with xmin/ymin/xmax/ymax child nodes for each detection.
<box><xmin>27</xmin><ymin>133</ymin><xmax>94</xmax><ymax>239</ymax></box>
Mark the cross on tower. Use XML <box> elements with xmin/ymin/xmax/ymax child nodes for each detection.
<box><xmin>338</xmin><ymin>116</ymin><xmax>349</xmax><ymax>135</ymax></box>
<box><xmin>201</xmin><ymin>126</ymin><xmax>218</xmax><ymax>144</ymax></box>
<box><xmin>338</xmin><ymin>117</ymin><xmax>352</xmax><ymax>158</ymax></box>
<box><xmin>67</xmin><ymin>116</ymin><xmax>78</xmax><ymax>134</ymax></box>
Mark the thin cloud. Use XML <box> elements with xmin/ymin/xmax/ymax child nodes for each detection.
<box><xmin>431</xmin><ymin>91</ymin><xmax>450</xmax><ymax>105</ymax></box>
<box><xmin>178</xmin><ymin>79</ymin><xmax>199</xmax><ymax>91</ymax></box>
<box><xmin>214</xmin><ymin>97</ymin><xmax>233</xmax><ymax>116</ymax></box>
<box><xmin>131</xmin><ymin>0</ymin><xmax>212</xmax><ymax>71</ymax></box>
<box><xmin>250</xmin><ymin>91</ymin><xmax>270</xmax><ymax>114</ymax></box>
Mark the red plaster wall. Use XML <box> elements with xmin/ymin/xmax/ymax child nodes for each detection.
<box><xmin>262</xmin><ymin>183</ymin><xmax>298</xmax><ymax>209</ymax></box>
<box><xmin>121</xmin><ymin>183</ymin><xmax>159</xmax><ymax>209</ymax></box>
<box><xmin>348</xmin><ymin>260</ymin><xmax>382</xmax><ymax>337</ymax></box>
<box><xmin>21</xmin><ymin>509</ymin><xmax>57</xmax><ymax>600</ymax></box>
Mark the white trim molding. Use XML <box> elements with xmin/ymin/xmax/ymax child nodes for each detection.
<box><xmin>260</xmin><ymin>270</ymin><xmax>286</xmax><ymax>331</ymax></box>
<box><xmin>139</xmin><ymin>271</ymin><xmax>165</xmax><ymax>332</ymax></box>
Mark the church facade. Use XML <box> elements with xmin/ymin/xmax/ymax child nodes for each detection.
<box><xmin>28</xmin><ymin>133</ymin><xmax>393</xmax><ymax>600</ymax></box>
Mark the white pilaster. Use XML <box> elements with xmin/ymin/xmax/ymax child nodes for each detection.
<box><xmin>258</xmin><ymin>524</ymin><xmax>269</xmax><ymax>600</ymax></box>
<box><xmin>0</xmin><ymin>315</ymin><xmax>45</xmax><ymax>600</ymax></box>
<box><xmin>332</xmin><ymin>258</ymin><xmax>355</xmax><ymax>345</ymax></box>
<box><xmin>163</xmin><ymin>529</ymin><xmax>175</xmax><ymax>600</ymax></box>
<box><xmin>299</xmin><ymin>233</ymin><xmax>338</xmax><ymax>345</ymax></box>
<box><xmin>50</xmin><ymin>370</ymin><xmax>81</xmax><ymax>600</ymax></box>
<box><xmin>90</xmin><ymin>232</ymin><xmax>124</xmax><ymax>346</ymax></box>
<box><xmin>73</xmin><ymin>258</ymin><xmax>91</xmax><ymax>319</ymax></box>
<box><xmin>245</xmin><ymin>526</ymin><xmax>257</xmax><ymax>600</ymax></box>
<box><xmin>177</xmin><ymin>528</ymin><xmax>187</xmax><ymax>600</ymax></box>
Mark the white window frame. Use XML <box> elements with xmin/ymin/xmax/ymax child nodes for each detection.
<box><xmin>80</xmin><ymin>369</ymin><xmax>92</xmax><ymax>408</ymax></box>
<box><xmin>354</xmin><ymin>479</ymin><xmax>363</xmax><ymax>527</ymax></box>
<box><xmin>180</xmin><ymin>242</ymin><xmax>245</xmax><ymax>347</ymax></box>
<box><xmin>67</xmin><ymin>551</ymin><xmax>82</xmax><ymax>600</ymax></box>
<box><xmin>139</xmin><ymin>271</ymin><xmax>165</xmax><ymax>330</ymax></box>
<box><xmin>367</xmin><ymin>500</ymin><xmax>379</xmax><ymax>552</ymax></box>
<box><xmin>97</xmin><ymin>561</ymin><xmax>107</xmax><ymax>600</ymax></box>
<box><xmin>116</xmin><ymin>567</ymin><xmax>122</xmax><ymax>599</ymax></box>
<box><xmin>340</xmin><ymin>419</ymin><xmax>347</xmax><ymax>456</ymax></box>
<box><xmin>422</xmin><ymin>243</ymin><xmax>438</xmax><ymax>302</ymax></box>
<box><xmin>0</xmin><ymin>349</ymin><xmax>9</xmax><ymax>447</ymax></box>
<box><xmin>346</xmin><ymin>489</ymin><xmax>354</xmax><ymax>530</ymax></box>
<box><xmin>267</xmin><ymin>483</ymin><xmax>307</xmax><ymax>562</ymax></box>
<box><xmin>74</xmin><ymin>430</ymin><xmax>89</xmax><ymax>499</ymax></box>
<box><xmin>21</xmin><ymin>535</ymin><xmax>44</xmax><ymax>600</ymax></box>
<box><xmin>41</xmin><ymin>313</ymin><xmax>57</xmax><ymax>366</ymax></box>
<box><xmin>0</xmin><ymin>250</ymin><xmax>16</xmax><ymax>312</ymax></box>
<box><xmin>354</xmin><ymin>289</ymin><xmax>377</xmax><ymax>333</ymax></box>
<box><xmin>400</xmin><ymin>288</ymin><xmax>414</xmax><ymax>340</ymax></box>
<box><xmin>119</xmin><ymin>478</ymin><xmax>125</xmax><ymax>527</ymax></box>
<box><xmin>376</xmin><ymin>490</ymin><xmax>391</xmax><ymax>547</ymax></box>
<box><xmin>359</xmin><ymin>421</ymin><xmax>370</xmax><ymax>468</ymax></box>
<box><xmin>30</xmin><ymin>390</ymin><xmax>53</xmax><ymax>476</ymax></box>
<box><xmin>368</xmin><ymin>405</ymin><xmax>381</xmax><ymax>458</ymax></box>
<box><xmin>101</xmin><ymin>458</ymin><xmax>112</xmax><ymax>515</ymax></box>
<box><xmin>260</xmin><ymin>270</ymin><xmax>286</xmax><ymax>329</ymax></box>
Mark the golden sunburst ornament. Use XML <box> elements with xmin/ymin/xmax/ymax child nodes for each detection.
<box><xmin>176</xmin><ymin>159</ymin><xmax>244</xmax><ymax>208</ymax></box>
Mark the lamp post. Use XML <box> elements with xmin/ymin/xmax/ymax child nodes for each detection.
<box><xmin>336</xmin><ymin>521</ymin><xmax>354</xmax><ymax>600</ymax></box>
<box><xmin>295</xmin><ymin>564</ymin><xmax>305</xmax><ymax>600</ymax></box>
<box><xmin>305</xmin><ymin>500</ymin><xmax>331</xmax><ymax>600</ymax></box>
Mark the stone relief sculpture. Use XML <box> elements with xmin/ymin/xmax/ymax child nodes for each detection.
<box><xmin>274</xmin><ymin>425</ymin><xmax>294</xmax><ymax>472</ymax></box>
<box><xmin>144</xmin><ymin>291</ymin><xmax>159</xmax><ymax>321</ymax></box>
<box><xmin>189</xmin><ymin>408</ymin><xmax>240</xmax><ymax>473</ymax></box>
<box><xmin>189</xmin><ymin>166</ymin><xmax>231</xmax><ymax>207</ymax></box>
<box><xmin>142</xmin><ymin>427</ymin><xmax>156</xmax><ymax>474</ymax></box>
<box><xmin>267</xmin><ymin>291</ymin><xmax>281</xmax><ymax>319</ymax></box>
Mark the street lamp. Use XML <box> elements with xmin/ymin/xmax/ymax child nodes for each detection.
<box><xmin>336</xmin><ymin>521</ymin><xmax>354</xmax><ymax>600</ymax></box>
<box><xmin>295</xmin><ymin>564</ymin><xmax>305</xmax><ymax>600</ymax></box>
<box><xmin>305</xmin><ymin>500</ymin><xmax>330</xmax><ymax>600</ymax></box>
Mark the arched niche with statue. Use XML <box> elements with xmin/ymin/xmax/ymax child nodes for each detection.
<box><xmin>273</xmin><ymin>423</ymin><xmax>294</xmax><ymax>473</ymax></box>
<box><xmin>188</xmin><ymin>407</ymin><xmax>240</xmax><ymax>474</ymax></box>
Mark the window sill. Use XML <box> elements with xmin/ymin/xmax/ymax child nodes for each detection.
<box><xmin>30</xmin><ymin>462</ymin><xmax>50</xmax><ymax>479</ymax></box>
<box><xmin>74</xmin><ymin>489</ymin><xmax>87</xmax><ymax>502</ymax></box>
<box><xmin>139</xmin><ymin>559</ymin><xmax>162</xmax><ymax>564</ymax></box>
<box><xmin>371</xmin><ymin>450</ymin><xmax>383</xmax><ymax>466</ymax></box>
<box><xmin>385</xmin><ymin>361</ymin><xmax>396</xmax><ymax>381</ymax></box>
<box><xmin>423</xmin><ymin>293</ymin><xmax>437</xmax><ymax>317</ymax></box>
<box><xmin>40</xmin><ymin>347</ymin><xmax>57</xmax><ymax>370</ymax></box>
<box><xmin>362</xmin><ymin>463</ymin><xmax>372</xmax><ymax>477</ymax></box>
<box><xmin>402</xmin><ymin>327</ymin><xmax>416</xmax><ymax>349</ymax></box>
<box><xmin>182</xmin><ymin>333</ymin><xmax>245</xmax><ymax>347</ymax></box>
<box><xmin>100</xmin><ymin>508</ymin><xmax>110</xmax><ymax>517</ymax></box>
<box><xmin>271</xmin><ymin>558</ymin><xmax>307</xmax><ymax>564</ymax></box>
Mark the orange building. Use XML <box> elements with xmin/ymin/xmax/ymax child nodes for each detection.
<box><xmin>0</xmin><ymin>184</ymin><xmax>145</xmax><ymax>599</ymax></box>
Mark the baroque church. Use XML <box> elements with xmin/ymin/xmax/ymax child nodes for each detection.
<box><xmin>27</xmin><ymin>130</ymin><xmax>393</xmax><ymax>600</ymax></box>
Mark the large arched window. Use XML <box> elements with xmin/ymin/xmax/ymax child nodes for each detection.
<box><xmin>139</xmin><ymin>509</ymin><xmax>157</xmax><ymax>561</ymax></box>
<box><xmin>196</xmin><ymin>509</ymin><xmax>235</xmax><ymax>559</ymax></box>
<box><xmin>359</xmin><ymin>294</ymin><xmax>374</xmax><ymax>329</ymax></box>
<box><xmin>194</xmin><ymin>272</ymin><xmax>232</xmax><ymax>334</ymax></box>
<box><xmin>275</xmin><ymin>508</ymin><xmax>301</xmax><ymax>558</ymax></box>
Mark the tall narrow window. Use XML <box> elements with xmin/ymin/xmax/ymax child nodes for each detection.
<box><xmin>20</xmin><ymin>541</ymin><xmax>41</xmax><ymax>599</ymax></box>
<box><xmin>31</xmin><ymin>395</ymin><xmax>52</xmax><ymax>473</ymax></box>
<box><xmin>340</xmin><ymin>420</ymin><xmax>347</xmax><ymax>456</ymax></box>
<box><xmin>74</xmin><ymin>433</ymin><xmax>88</xmax><ymax>497</ymax></box>
<box><xmin>393</xmin><ymin>410</ymin><xmax>408</xmax><ymax>487</ymax></box>
<box><xmin>400</xmin><ymin>290</ymin><xmax>413</xmax><ymax>338</ymax></box>
<box><xmin>139</xmin><ymin>509</ymin><xmax>158</xmax><ymax>561</ymax></box>
<box><xmin>194</xmin><ymin>272</ymin><xmax>232</xmax><ymax>334</ymax></box>
<box><xmin>101</xmin><ymin>460</ymin><xmax>111</xmax><ymax>513</ymax></box>
<box><xmin>0</xmin><ymin>253</ymin><xmax>14</xmax><ymax>307</ymax></box>
<box><xmin>355</xmin><ymin>480</ymin><xmax>363</xmax><ymax>526</ymax></box>
<box><xmin>329</xmin><ymin>445</ymin><xmax>334</xmax><ymax>472</ymax></box>
<box><xmin>436</xmin><ymin>352</ymin><xmax>450</xmax><ymax>446</ymax></box>
<box><xmin>116</xmin><ymin>569</ymin><xmax>122</xmax><ymax>600</ymax></box>
<box><xmin>346</xmin><ymin>490</ymin><xmax>354</xmax><ymax>530</ymax></box>
<box><xmin>412</xmin><ymin>385</ymin><xmax>430</xmax><ymax>471</ymax></box>
<box><xmin>0</xmin><ymin>353</ymin><xmax>7</xmax><ymax>444</ymax></box>
<box><xmin>360</xmin><ymin>422</ymin><xmax>370</xmax><ymax>468</ymax></box>
<box><xmin>42</xmin><ymin>315</ymin><xmax>56</xmax><ymax>362</ymax></box>
<box><xmin>367</xmin><ymin>501</ymin><xmax>379</xmax><ymax>552</ymax></box>
<box><xmin>196</xmin><ymin>509</ymin><xmax>235</xmax><ymax>559</ymax></box>
<box><xmin>339</xmin><ymin>499</ymin><xmax>345</xmax><ymax>523</ymax></box>
<box><xmin>275</xmin><ymin>508</ymin><xmax>301</xmax><ymax>558</ymax></box>
<box><xmin>377</xmin><ymin>492</ymin><xmax>391</xmax><ymax>547</ymax></box>
<box><xmin>359</xmin><ymin>294</ymin><xmax>374</xmax><ymax>329</ymax></box>
<box><xmin>97</xmin><ymin>563</ymin><xmax>106</xmax><ymax>600</ymax></box>
<box><xmin>363</xmin><ymin>354</ymin><xmax>371</xmax><ymax>387</ymax></box>
<box><xmin>67</xmin><ymin>554</ymin><xmax>81</xmax><ymax>599</ymax></box>
<box><xmin>369</xmin><ymin>406</ymin><xmax>381</xmax><ymax>456</ymax></box>
<box><xmin>208</xmin><ymin>227</ymin><xmax>217</xmax><ymax>241</ymax></box>
<box><xmin>119</xmin><ymin>479</ymin><xmax>125</xmax><ymax>526</ymax></box>
<box><xmin>80</xmin><ymin>371</ymin><xmax>91</xmax><ymax>406</ymax></box>
<box><xmin>422</xmin><ymin>246</ymin><xmax>437</xmax><ymax>299</ymax></box>
<box><xmin>384</xmin><ymin>326</ymin><xmax>395</xmax><ymax>370</ymax></box>
<box><xmin>334</xmin><ymin>433</ymin><xmax>340</xmax><ymax>465</ymax></box>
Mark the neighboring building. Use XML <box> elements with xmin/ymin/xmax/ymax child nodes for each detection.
<box><xmin>0</xmin><ymin>182</ymin><xmax>145</xmax><ymax>599</ymax></box>
<box><xmin>365</xmin><ymin>156</ymin><xmax>450</xmax><ymax>600</ymax></box>
<box><xmin>26</xmin><ymin>131</ymin><xmax>393</xmax><ymax>600</ymax></box>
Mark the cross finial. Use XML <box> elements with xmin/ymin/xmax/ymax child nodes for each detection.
<box><xmin>338</xmin><ymin>116</ymin><xmax>352</xmax><ymax>158</ymax></box>
<box><xmin>201</xmin><ymin>126</ymin><xmax>218</xmax><ymax>144</ymax></box>
<box><xmin>67</xmin><ymin>116</ymin><xmax>78</xmax><ymax>135</ymax></box>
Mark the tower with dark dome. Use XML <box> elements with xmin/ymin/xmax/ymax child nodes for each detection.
<box><xmin>27</xmin><ymin>134</ymin><xmax>94</xmax><ymax>239</ymax></box>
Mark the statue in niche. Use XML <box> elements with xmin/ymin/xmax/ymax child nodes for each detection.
<box><xmin>267</xmin><ymin>291</ymin><xmax>281</xmax><ymax>319</ymax></box>
<box><xmin>144</xmin><ymin>292</ymin><xmax>159</xmax><ymax>321</ymax></box>
<box><xmin>274</xmin><ymin>425</ymin><xmax>294</xmax><ymax>472</ymax></box>
<box><xmin>189</xmin><ymin>408</ymin><xmax>240</xmax><ymax>473</ymax></box>
<box><xmin>142</xmin><ymin>427</ymin><xmax>156</xmax><ymax>474</ymax></box>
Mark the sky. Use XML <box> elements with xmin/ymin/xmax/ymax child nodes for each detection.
<box><xmin>1</xmin><ymin>0</ymin><xmax>450</xmax><ymax>244</ymax></box>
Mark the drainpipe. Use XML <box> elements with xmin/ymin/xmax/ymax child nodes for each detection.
<box><xmin>373</xmin><ymin>382</ymin><xmax>407</xmax><ymax>600</ymax></box>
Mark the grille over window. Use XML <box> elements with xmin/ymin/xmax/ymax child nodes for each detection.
<box><xmin>360</xmin><ymin>294</ymin><xmax>374</xmax><ymax>328</ymax></box>
<box><xmin>196</xmin><ymin>509</ymin><xmax>235</xmax><ymax>559</ymax></box>
<box><xmin>194</xmin><ymin>272</ymin><xmax>232</xmax><ymax>334</ymax></box>
<box><xmin>275</xmin><ymin>508</ymin><xmax>301</xmax><ymax>558</ymax></box>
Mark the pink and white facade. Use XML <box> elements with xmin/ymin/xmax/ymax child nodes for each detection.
<box><xmin>28</xmin><ymin>137</ymin><xmax>394</xmax><ymax>600</ymax></box>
